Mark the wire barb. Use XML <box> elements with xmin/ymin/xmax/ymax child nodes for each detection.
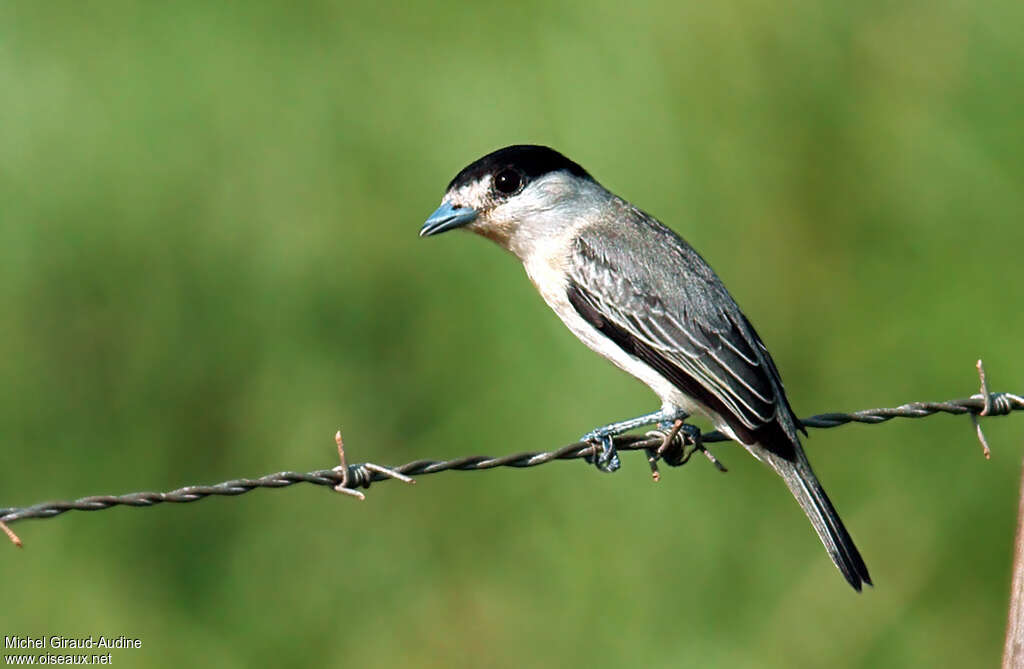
<box><xmin>972</xmin><ymin>360</ymin><xmax>994</xmax><ymax>459</ymax></box>
<box><xmin>1</xmin><ymin>520</ymin><xmax>22</xmax><ymax>548</ymax></box>
<box><xmin>333</xmin><ymin>430</ymin><xmax>365</xmax><ymax>500</ymax></box>
<box><xmin>2</xmin><ymin>362</ymin><xmax>1022</xmax><ymax>546</ymax></box>
<box><xmin>333</xmin><ymin>430</ymin><xmax>415</xmax><ymax>500</ymax></box>
<box><xmin>644</xmin><ymin>419</ymin><xmax>685</xmax><ymax>482</ymax></box>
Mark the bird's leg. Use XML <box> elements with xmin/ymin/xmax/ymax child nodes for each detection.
<box><xmin>581</xmin><ymin>408</ymin><xmax>688</xmax><ymax>473</ymax></box>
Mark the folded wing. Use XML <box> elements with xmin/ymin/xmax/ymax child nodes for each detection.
<box><xmin>566</xmin><ymin>216</ymin><xmax>803</xmax><ymax>458</ymax></box>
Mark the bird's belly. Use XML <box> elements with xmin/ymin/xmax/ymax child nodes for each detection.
<box><xmin>523</xmin><ymin>254</ymin><xmax>731</xmax><ymax>430</ymax></box>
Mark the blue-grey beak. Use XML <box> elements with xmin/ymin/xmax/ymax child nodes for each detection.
<box><xmin>420</xmin><ymin>201</ymin><xmax>478</xmax><ymax>237</ymax></box>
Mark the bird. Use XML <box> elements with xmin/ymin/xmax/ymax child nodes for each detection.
<box><xmin>420</xmin><ymin>144</ymin><xmax>871</xmax><ymax>591</ymax></box>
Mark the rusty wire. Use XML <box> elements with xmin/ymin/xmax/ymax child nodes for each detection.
<box><xmin>1</xmin><ymin>361</ymin><xmax>1022</xmax><ymax>546</ymax></box>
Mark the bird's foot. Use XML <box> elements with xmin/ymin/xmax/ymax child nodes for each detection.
<box><xmin>579</xmin><ymin>409</ymin><xmax>688</xmax><ymax>474</ymax></box>
<box><xmin>581</xmin><ymin>430</ymin><xmax>621</xmax><ymax>473</ymax></box>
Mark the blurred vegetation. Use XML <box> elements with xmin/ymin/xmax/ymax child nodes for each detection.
<box><xmin>2</xmin><ymin>1</ymin><xmax>1023</xmax><ymax>667</ymax></box>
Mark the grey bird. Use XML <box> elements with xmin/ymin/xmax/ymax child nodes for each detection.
<box><xmin>420</xmin><ymin>145</ymin><xmax>871</xmax><ymax>591</ymax></box>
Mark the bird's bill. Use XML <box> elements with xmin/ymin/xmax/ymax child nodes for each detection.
<box><xmin>420</xmin><ymin>201</ymin><xmax>478</xmax><ymax>237</ymax></box>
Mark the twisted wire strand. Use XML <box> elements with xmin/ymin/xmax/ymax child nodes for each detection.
<box><xmin>2</xmin><ymin>391</ymin><xmax>1022</xmax><ymax>529</ymax></box>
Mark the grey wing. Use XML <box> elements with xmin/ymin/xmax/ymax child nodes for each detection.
<box><xmin>566</xmin><ymin>220</ymin><xmax>803</xmax><ymax>458</ymax></box>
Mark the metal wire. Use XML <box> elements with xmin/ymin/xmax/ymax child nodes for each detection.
<box><xmin>2</xmin><ymin>389</ymin><xmax>1022</xmax><ymax>534</ymax></box>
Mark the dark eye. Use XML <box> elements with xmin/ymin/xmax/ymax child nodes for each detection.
<box><xmin>493</xmin><ymin>169</ymin><xmax>523</xmax><ymax>195</ymax></box>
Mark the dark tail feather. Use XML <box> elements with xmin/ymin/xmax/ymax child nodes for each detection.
<box><xmin>773</xmin><ymin>455</ymin><xmax>872</xmax><ymax>591</ymax></box>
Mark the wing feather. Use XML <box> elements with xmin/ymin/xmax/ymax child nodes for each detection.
<box><xmin>567</xmin><ymin>217</ymin><xmax>801</xmax><ymax>448</ymax></box>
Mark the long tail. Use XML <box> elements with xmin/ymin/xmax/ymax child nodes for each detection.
<box><xmin>766</xmin><ymin>449</ymin><xmax>872</xmax><ymax>591</ymax></box>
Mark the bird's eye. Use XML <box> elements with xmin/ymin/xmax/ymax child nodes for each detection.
<box><xmin>493</xmin><ymin>169</ymin><xmax>523</xmax><ymax>195</ymax></box>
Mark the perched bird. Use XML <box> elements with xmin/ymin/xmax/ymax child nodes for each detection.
<box><xmin>420</xmin><ymin>145</ymin><xmax>871</xmax><ymax>591</ymax></box>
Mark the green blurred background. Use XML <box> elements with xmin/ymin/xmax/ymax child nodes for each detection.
<box><xmin>2</xmin><ymin>1</ymin><xmax>1022</xmax><ymax>667</ymax></box>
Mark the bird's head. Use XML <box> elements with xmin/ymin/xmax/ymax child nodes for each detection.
<box><xmin>420</xmin><ymin>145</ymin><xmax>601</xmax><ymax>254</ymax></box>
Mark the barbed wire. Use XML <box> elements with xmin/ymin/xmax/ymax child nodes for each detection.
<box><xmin>2</xmin><ymin>361</ymin><xmax>1022</xmax><ymax>547</ymax></box>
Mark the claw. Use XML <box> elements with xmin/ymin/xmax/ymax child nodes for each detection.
<box><xmin>581</xmin><ymin>431</ymin><xmax>621</xmax><ymax>473</ymax></box>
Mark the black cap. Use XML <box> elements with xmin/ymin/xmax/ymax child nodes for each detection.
<box><xmin>447</xmin><ymin>145</ymin><xmax>592</xmax><ymax>191</ymax></box>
